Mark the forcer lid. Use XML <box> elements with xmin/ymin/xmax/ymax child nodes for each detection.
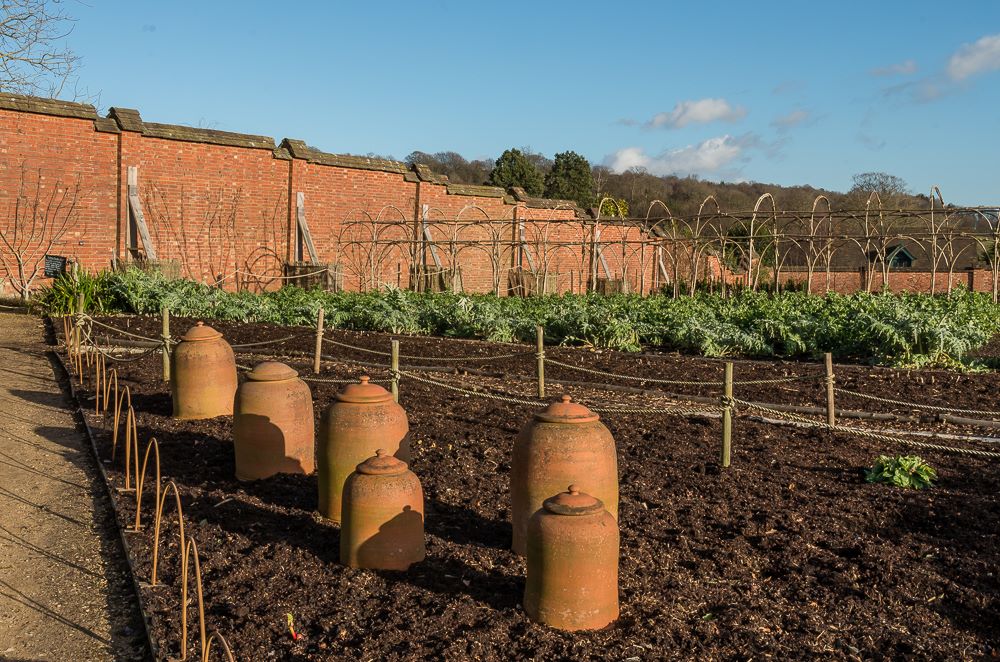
<box><xmin>542</xmin><ymin>485</ymin><xmax>605</xmax><ymax>516</ymax></box>
<box><xmin>356</xmin><ymin>449</ymin><xmax>408</xmax><ymax>476</ymax></box>
<box><xmin>336</xmin><ymin>376</ymin><xmax>393</xmax><ymax>404</ymax></box>
<box><xmin>246</xmin><ymin>361</ymin><xmax>298</xmax><ymax>382</ymax></box>
<box><xmin>181</xmin><ymin>321</ymin><xmax>223</xmax><ymax>342</ymax></box>
<box><xmin>534</xmin><ymin>395</ymin><xmax>599</xmax><ymax>424</ymax></box>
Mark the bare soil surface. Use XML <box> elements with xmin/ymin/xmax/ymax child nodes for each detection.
<box><xmin>70</xmin><ymin>316</ymin><xmax>1000</xmax><ymax>660</ymax></box>
<box><xmin>0</xmin><ymin>312</ymin><xmax>148</xmax><ymax>662</ymax></box>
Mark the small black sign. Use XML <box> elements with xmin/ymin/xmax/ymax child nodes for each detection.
<box><xmin>44</xmin><ymin>254</ymin><xmax>67</xmax><ymax>278</ymax></box>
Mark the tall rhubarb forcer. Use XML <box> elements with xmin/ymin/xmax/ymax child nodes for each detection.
<box><xmin>340</xmin><ymin>449</ymin><xmax>425</xmax><ymax>570</ymax></box>
<box><xmin>524</xmin><ymin>485</ymin><xmax>619</xmax><ymax>631</ymax></box>
<box><xmin>510</xmin><ymin>395</ymin><xmax>618</xmax><ymax>556</ymax></box>
<box><xmin>171</xmin><ymin>322</ymin><xmax>237</xmax><ymax>420</ymax></box>
<box><xmin>233</xmin><ymin>361</ymin><xmax>315</xmax><ymax>480</ymax></box>
<box><xmin>317</xmin><ymin>376</ymin><xmax>409</xmax><ymax>523</ymax></box>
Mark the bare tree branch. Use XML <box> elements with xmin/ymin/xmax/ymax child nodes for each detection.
<box><xmin>0</xmin><ymin>162</ymin><xmax>81</xmax><ymax>299</ymax></box>
<box><xmin>0</xmin><ymin>0</ymin><xmax>80</xmax><ymax>97</ymax></box>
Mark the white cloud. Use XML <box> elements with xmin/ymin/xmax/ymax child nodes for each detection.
<box><xmin>605</xmin><ymin>135</ymin><xmax>746</xmax><ymax>176</ymax></box>
<box><xmin>771</xmin><ymin>109</ymin><xmax>810</xmax><ymax>131</ymax></box>
<box><xmin>870</xmin><ymin>60</ymin><xmax>917</xmax><ymax>77</ymax></box>
<box><xmin>645</xmin><ymin>98</ymin><xmax>746</xmax><ymax>129</ymax></box>
<box><xmin>947</xmin><ymin>33</ymin><xmax>1000</xmax><ymax>80</ymax></box>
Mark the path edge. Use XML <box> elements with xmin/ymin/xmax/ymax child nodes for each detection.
<box><xmin>49</xmin><ymin>339</ymin><xmax>162</xmax><ymax>661</ymax></box>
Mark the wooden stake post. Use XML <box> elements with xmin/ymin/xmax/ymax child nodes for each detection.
<box><xmin>536</xmin><ymin>325</ymin><xmax>545</xmax><ymax>399</ymax></box>
<box><xmin>75</xmin><ymin>293</ymin><xmax>85</xmax><ymax>355</ymax></box>
<box><xmin>825</xmin><ymin>352</ymin><xmax>836</xmax><ymax>426</ymax></box>
<box><xmin>161</xmin><ymin>306</ymin><xmax>171</xmax><ymax>382</ymax></box>
<box><xmin>390</xmin><ymin>340</ymin><xmax>400</xmax><ymax>403</ymax></box>
<box><xmin>721</xmin><ymin>362</ymin><xmax>733</xmax><ymax>468</ymax></box>
<box><xmin>313</xmin><ymin>307</ymin><xmax>325</xmax><ymax>374</ymax></box>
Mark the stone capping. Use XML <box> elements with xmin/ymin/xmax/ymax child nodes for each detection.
<box><xmin>143</xmin><ymin>122</ymin><xmax>276</xmax><ymax>150</ymax></box>
<box><xmin>446</xmin><ymin>183</ymin><xmax>506</xmax><ymax>198</ymax></box>
<box><xmin>93</xmin><ymin>117</ymin><xmax>121</xmax><ymax>134</ymax></box>
<box><xmin>413</xmin><ymin>163</ymin><xmax>448</xmax><ymax>185</ymax></box>
<box><xmin>279</xmin><ymin>138</ymin><xmax>408</xmax><ymax>174</ymax></box>
<box><xmin>108</xmin><ymin>107</ymin><xmax>143</xmax><ymax>132</ymax></box>
<box><xmin>509</xmin><ymin>187</ymin><xmax>530</xmax><ymax>202</ymax></box>
<box><xmin>523</xmin><ymin>195</ymin><xmax>578</xmax><ymax>211</ymax></box>
<box><xmin>108</xmin><ymin>106</ymin><xmax>275</xmax><ymax>149</ymax></box>
<box><xmin>0</xmin><ymin>92</ymin><xmax>97</xmax><ymax>120</ymax></box>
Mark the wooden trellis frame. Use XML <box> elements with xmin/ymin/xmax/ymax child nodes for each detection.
<box><xmin>127</xmin><ymin>166</ymin><xmax>157</xmax><ymax>260</ymax></box>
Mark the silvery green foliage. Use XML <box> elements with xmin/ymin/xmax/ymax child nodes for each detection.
<box><xmin>35</xmin><ymin>268</ymin><xmax>1000</xmax><ymax>368</ymax></box>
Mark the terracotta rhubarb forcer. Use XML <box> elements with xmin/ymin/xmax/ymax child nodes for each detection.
<box><xmin>232</xmin><ymin>361</ymin><xmax>315</xmax><ymax>481</ymax></box>
<box><xmin>511</xmin><ymin>395</ymin><xmax>618</xmax><ymax>556</ymax></box>
<box><xmin>171</xmin><ymin>322</ymin><xmax>237</xmax><ymax>420</ymax></box>
<box><xmin>524</xmin><ymin>485</ymin><xmax>619</xmax><ymax>631</ymax></box>
<box><xmin>340</xmin><ymin>449</ymin><xmax>425</xmax><ymax>570</ymax></box>
<box><xmin>318</xmin><ymin>376</ymin><xmax>410</xmax><ymax>523</ymax></box>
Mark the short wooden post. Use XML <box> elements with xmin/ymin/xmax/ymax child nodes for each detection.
<box><xmin>721</xmin><ymin>362</ymin><xmax>733</xmax><ymax>468</ymax></box>
<box><xmin>825</xmin><ymin>352</ymin><xmax>835</xmax><ymax>427</ymax></box>
<box><xmin>536</xmin><ymin>325</ymin><xmax>545</xmax><ymax>399</ymax></box>
<box><xmin>161</xmin><ymin>306</ymin><xmax>171</xmax><ymax>382</ymax></box>
<box><xmin>75</xmin><ymin>292</ymin><xmax>85</xmax><ymax>350</ymax></box>
<box><xmin>390</xmin><ymin>339</ymin><xmax>400</xmax><ymax>403</ymax></box>
<box><xmin>313</xmin><ymin>307</ymin><xmax>325</xmax><ymax>374</ymax></box>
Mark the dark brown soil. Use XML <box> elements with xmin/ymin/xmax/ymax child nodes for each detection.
<box><xmin>66</xmin><ymin>316</ymin><xmax>1000</xmax><ymax>660</ymax></box>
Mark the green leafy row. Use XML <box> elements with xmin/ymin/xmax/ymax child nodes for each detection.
<box><xmin>34</xmin><ymin>268</ymin><xmax>1000</xmax><ymax>367</ymax></box>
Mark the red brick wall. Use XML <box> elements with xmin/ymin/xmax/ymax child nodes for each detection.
<box><xmin>0</xmin><ymin>97</ymin><xmax>586</xmax><ymax>296</ymax></box>
<box><xmin>125</xmin><ymin>133</ymin><xmax>291</xmax><ymax>285</ymax></box>
<box><xmin>778</xmin><ymin>268</ymin><xmax>997</xmax><ymax>294</ymax></box>
<box><xmin>0</xmin><ymin>108</ymin><xmax>118</xmax><ymax>293</ymax></box>
<box><xmin>2</xmin><ymin>96</ymin><xmax>994</xmax><ymax>299</ymax></box>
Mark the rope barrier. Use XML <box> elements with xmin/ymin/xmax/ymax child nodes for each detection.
<box><xmin>400</xmin><ymin>370</ymin><xmax>721</xmax><ymax>416</ymax></box>
<box><xmin>229</xmin><ymin>333</ymin><xmax>310</xmax><ymax>349</ymax></box>
<box><xmin>544</xmin><ymin>357</ymin><xmax>720</xmax><ymax>386</ymax></box>
<box><xmin>545</xmin><ymin>357</ymin><xmax>822</xmax><ymax>387</ymax></box>
<box><xmin>734</xmin><ymin>397</ymin><xmax>1000</xmax><ymax>459</ymax></box>
<box><xmin>323</xmin><ymin>335</ymin><xmax>535</xmax><ymax>362</ymax></box>
<box><xmin>83</xmin><ymin>316</ymin><xmax>162</xmax><ymax>343</ymax></box>
<box><xmin>81</xmin><ymin>325</ymin><xmax>160</xmax><ymax>363</ymax></box>
<box><xmin>399</xmin><ymin>370</ymin><xmax>546</xmax><ymax>406</ymax></box>
<box><xmin>322</xmin><ymin>337</ymin><xmax>392</xmax><ymax>356</ymax></box>
<box><xmin>589</xmin><ymin>402</ymin><xmax>721</xmax><ymax>416</ymax></box>
<box><xmin>301</xmin><ymin>375</ymin><xmax>390</xmax><ymax>385</ymax></box>
<box><xmin>402</xmin><ymin>349</ymin><xmax>536</xmax><ymax>363</ymax></box>
<box><xmin>735</xmin><ymin>374</ymin><xmax>826</xmax><ymax>386</ymax></box>
<box><xmin>834</xmin><ymin>387</ymin><xmax>1000</xmax><ymax>418</ymax></box>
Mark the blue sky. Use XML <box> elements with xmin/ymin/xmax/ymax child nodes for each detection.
<box><xmin>68</xmin><ymin>1</ymin><xmax>1000</xmax><ymax>204</ymax></box>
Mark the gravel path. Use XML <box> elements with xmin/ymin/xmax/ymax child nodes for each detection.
<box><xmin>0</xmin><ymin>312</ymin><xmax>148</xmax><ymax>661</ymax></box>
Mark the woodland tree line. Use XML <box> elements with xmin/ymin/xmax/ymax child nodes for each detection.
<box><xmin>401</xmin><ymin>148</ymin><xmax>935</xmax><ymax>217</ymax></box>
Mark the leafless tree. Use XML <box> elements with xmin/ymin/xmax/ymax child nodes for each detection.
<box><xmin>0</xmin><ymin>163</ymin><xmax>80</xmax><ymax>298</ymax></box>
<box><xmin>0</xmin><ymin>0</ymin><xmax>81</xmax><ymax>97</ymax></box>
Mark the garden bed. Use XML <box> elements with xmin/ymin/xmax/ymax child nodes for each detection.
<box><xmin>67</xmin><ymin>317</ymin><xmax>999</xmax><ymax>660</ymax></box>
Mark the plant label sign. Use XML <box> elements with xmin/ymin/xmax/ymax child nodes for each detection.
<box><xmin>44</xmin><ymin>254</ymin><xmax>68</xmax><ymax>278</ymax></box>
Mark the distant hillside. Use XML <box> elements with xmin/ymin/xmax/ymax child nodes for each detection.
<box><xmin>401</xmin><ymin>149</ymin><xmax>938</xmax><ymax>217</ymax></box>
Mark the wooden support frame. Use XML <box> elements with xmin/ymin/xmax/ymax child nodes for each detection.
<box><xmin>421</xmin><ymin>205</ymin><xmax>443</xmax><ymax>271</ymax></box>
<box><xmin>594</xmin><ymin>227</ymin><xmax>611</xmax><ymax>278</ymax></box>
<box><xmin>295</xmin><ymin>192</ymin><xmax>320</xmax><ymax>264</ymax></box>
<box><xmin>518</xmin><ymin>219</ymin><xmax>536</xmax><ymax>272</ymax></box>
<box><xmin>127</xmin><ymin>166</ymin><xmax>157</xmax><ymax>260</ymax></box>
